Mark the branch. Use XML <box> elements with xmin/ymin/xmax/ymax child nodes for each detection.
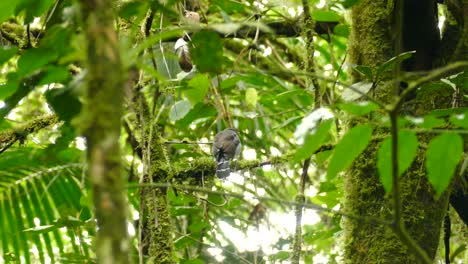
<box><xmin>291</xmin><ymin>157</ymin><xmax>310</xmax><ymax>264</ymax></box>
<box><xmin>0</xmin><ymin>115</ymin><xmax>59</xmax><ymax>154</ymax></box>
<box><xmin>396</xmin><ymin>61</ymin><xmax>468</xmax><ymax>109</ymax></box>
<box><xmin>128</xmin><ymin>182</ymin><xmax>391</xmax><ymax>227</ymax></box>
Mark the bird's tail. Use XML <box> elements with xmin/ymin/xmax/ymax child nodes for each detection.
<box><xmin>216</xmin><ymin>158</ymin><xmax>230</xmax><ymax>179</ymax></box>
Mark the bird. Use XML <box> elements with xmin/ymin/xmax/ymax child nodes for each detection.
<box><xmin>212</xmin><ymin>128</ymin><xmax>241</xmax><ymax>179</ymax></box>
<box><xmin>174</xmin><ymin>11</ymin><xmax>200</xmax><ymax>72</ymax></box>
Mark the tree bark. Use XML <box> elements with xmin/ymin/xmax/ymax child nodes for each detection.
<box><xmin>80</xmin><ymin>0</ymin><xmax>130</xmax><ymax>263</ymax></box>
<box><xmin>343</xmin><ymin>0</ymin><xmax>466</xmax><ymax>263</ymax></box>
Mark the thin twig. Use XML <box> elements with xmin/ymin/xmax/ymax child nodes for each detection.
<box><xmin>291</xmin><ymin>157</ymin><xmax>310</xmax><ymax>264</ymax></box>
<box><xmin>128</xmin><ymin>183</ymin><xmax>391</xmax><ymax>226</ymax></box>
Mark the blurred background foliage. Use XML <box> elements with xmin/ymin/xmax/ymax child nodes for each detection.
<box><xmin>0</xmin><ymin>0</ymin><xmax>466</xmax><ymax>263</ymax></box>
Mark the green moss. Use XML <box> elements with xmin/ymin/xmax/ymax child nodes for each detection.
<box><xmin>342</xmin><ymin>136</ymin><xmax>449</xmax><ymax>263</ymax></box>
<box><xmin>348</xmin><ymin>1</ymin><xmax>394</xmax><ymax>81</ymax></box>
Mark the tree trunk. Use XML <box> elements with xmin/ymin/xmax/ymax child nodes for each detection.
<box><xmin>80</xmin><ymin>0</ymin><xmax>130</xmax><ymax>263</ymax></box>
<box><xmin>343</xmin><ymin>0</ymin><xmax>467</xmax><ymax>263</ymax></box>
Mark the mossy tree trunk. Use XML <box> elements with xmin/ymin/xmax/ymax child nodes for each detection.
<box><xmin>129</xmin><ymin>78</ymin><xmax>175</xmax><ymax>263</ymax></box>
<box><xmin>80</xmin><ymin>0</ymin><xmax>130</xmax><ymax>263</ymax></box>
<box><xmin>343</xmin><ymin>0</ymin><xmax>467</xmax><ymax>263</ymax></box>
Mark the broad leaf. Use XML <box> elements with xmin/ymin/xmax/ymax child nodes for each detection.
<box><xmin>351</xmin><ymin>65</ymin><xmax>373</xmax><ymax>81</ymax></box>
<box><xmin>327</xmin><ymin>124</ymin><xmax>372</xmax><ymax>179</ymax></box>
<box><xmin>185</xmin><ymin>74</ymin><xmax>210</xmax><ymax>105</ymax></box>
<box><xmin>18</xmin><ymin>48</ymin><xmax>57</xmax><ymax>76</ymax></box>
<box><xmin>376</xmin><ymin>51</ymin><xmax>415</xmax><ymax>78</ymax></box>
<box><xmin>0</xmin><ymin>46</ymin><xmax>18</xmax><ymax>66</ymax></box>
<box><xmin>169</xmin><ymin>100</ymin><xmax>192</xmax><ymax>121</ymax></box>
<box><xmin>450</xmin><ymin>112</ymin><xmax>468</xmax><ymax>128</ymax></box>
<box><xmin>377</xmin><ymin>131</ymin><xmax>419</xmax><ymax>192</ymax></box>
<box><xmin>341</xmin><ymin>0</ymin><xmax>361</xmax><ymax>8</ymax></box>
<box><xmin>190</xmin><ymin>30</ymin><xmax>224</xmax><ymax>73</ymax></box>
<box><xmin>426</xmin><ymin>133</ymin><xmax>463</xmax><ymax>198</ymax></box>
<box><xmin>0</xmin><ymin>1</ymin><xmax>16</xmax><ymax>23</ymax></box>
<box><xmin>45</xmin><ymin>87</ymin><xmax>82</xmax><ymax>122</ymax></box>
<box><xmin>311</xmin><ymin>10</ymin><xmax>341</xmax><ymax>22</ymax></box>
<box><xmin>338</xmin><ymin>101</ymin><xmax>380</xmax><ymax>116</ymax></box>
<box><xmin>294</xmin><ymin>119</ymin><xmax>334</xmax><ymax>162</ymax></box>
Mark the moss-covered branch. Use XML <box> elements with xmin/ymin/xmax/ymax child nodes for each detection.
<box><xmin>0</xmin><ymin>115</ymin><xmax>58</xmax><ymax>153</ymax></box>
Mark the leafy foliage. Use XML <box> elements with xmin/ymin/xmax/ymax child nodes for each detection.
<box><xmin>0</xmin><ymin>0</ymin><xmax>466</xmax><ymax>263</ymax></box>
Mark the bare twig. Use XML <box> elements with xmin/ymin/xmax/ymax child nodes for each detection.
<box><xmin>128</xmin><ymin>182</ymin><xmax>391</xmax><ymax>226</ymax></box>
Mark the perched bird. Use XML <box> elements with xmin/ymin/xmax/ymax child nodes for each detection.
<box><xmin>212</xmin><ymin>128</ymin><xmax>241</xmax><ymax>179</ymax></box>
<box><xmin>174</xmin><ymin>38</ymin><xmax>193</xmax><ymax>72</ymax></box>
<box><xmin>174</xmin><ymin>11</ymin><xmax>200</xmax><ymax>72</ymax></box>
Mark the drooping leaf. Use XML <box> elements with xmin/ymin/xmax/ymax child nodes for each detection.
<box><xmin>118</xmin><ymin>1</ymin><xmax>149</xmax><ymax>21</ymax></box>
<box><xmin>0</xmin><ymin>77</ymin><xmax>19</xmax><ymax>100</ymax></box>
<box><xmin>311</xmin><ymin>10</ymin><xmax>341</xmax><ymax>22</ymax></box>
<box><xmin>450</xmin><ymin>112</ymin><xmax>468</xmax><ymax>128</ymax></box>
<box><xmin>333</xmin><ymin>24</ymin><xmax>350</xmax><ymax>37</ymax></box>
<box><xmin>0</xmin><ymin>1</ymin><xmax>16</xmax><ymax>23</ymax></box>
<box><xmin>0</xmin><ymin>46</ymin><xmax>18</xmax><ymax>66</ymax></box>
<box><xmin>17</xmin><ymin>48</ymin><xmax>58</xmax><ymax>76</ymax></box>
<box><xmin>351</xmin><ymin>65</ymin><xmax>373</xmax><ymax>81</ymax></box>
<box><xmin>15</xmin><ymin>0</ymin><xmax>55</xmax><ymax>23</ymax></box>
<box><xmin>375</xmin><ymin>51</ymin><xmax>415</xmax><ymax>78</ymax></box>
<box><xmin>185</xmin><ymin>74</ymin><xmax>210</xmax><ymax>105</ymax></box>
<box><xmin>338</xmin><ymin>101</ymin><xmax>380</xmax><ymax>116</ymax></box>
<box><xmin>169</xmin><ymin>100</ymin><xmax>192</xmax><ymax>122</ymax></box>
<box><xmin>377</xmin><ymin>131</ymin><xmax>419</xmax><ymax>192</ymax></box>
<box><xmin>327</xmin><ymin>124</ymin><xmax>372</xmax><ymax>179</ymax></box>
<box><xmin>38</xmin><ymin>66</ymin><xmax>71</xmax><ymax>85</ymax></box>
<box><xmin>212</xmin><ymin>0</ymin><xmax>245</xmax><ymax>13</ymax></box>
<box><xmin>342</xmin><ymin>82</ymin><xmax>373</xmax><ymax>102</ymax></box>
<box><xmin>176</xmin><ymin>103</ymin><xmax>217</xmax><ymax>128</ymax></box>
<box><xmin>426</xmin><ymin>133</ymin><xmax>463</xmax><ymax>198</ymax></box>
<box><xmin>294</xmin><ymin>119</ymin><xmax>334</xmax><ymax>162</ymax></box>
<box><xmin>45</xmin><ymin>87</ymin><xmax>82</xmax><ymax>122</ymax></box>
<box><xmin>341</xmin><ymin>0</ymin><xmax>361</xmax><ymax>8</ymax></box>
<box><xmin>190</xmin><ymin>30</ymin><xmax>224</xmax><ymax>73</ymax></box>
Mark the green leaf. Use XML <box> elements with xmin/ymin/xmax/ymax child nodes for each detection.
<box><xmin>294</xmin><ymin>119</ymin><xmax>334</xmax><ymax>162</ymax></box>
<box><xmin>341</xmin><ymin>0</ymin><xmax>361</xmax><ymax>8</ymax></box>
<box><xmin>450</xmin><ymin>112</ymin><xmax>468</xmax><ymax>128</ymax></box>
<box><xmin>185</xmin><ymin>74</ymin><xmax>210</xmax><ymax>105</ymax></box>
<box><xmin>0</xmin><ymin>1</ymin><xmax>17</xmax><ymax>24</ymax></box>
<box><xmin>212</xmin><ymin>0</ymin><xmax>245</xmax><ymax>14</ymax></box>
<box><xmin>45</xmin><ymin>87</ymin><xmax>82</xmax><ymax>122</ymax></box>
<box><xmin>169</xmin><ymin>100</ymin><xmax>192</xmax><ymax>122</ymax></box>
<box><xmin>377</xmin><ymin>131</ymin><xmax>419</xmax><ymax>192</ymax></box>
<box><xmin>426</xmin><ymin>133</ymin><xmax>463</xmax><ymax>198</ymax></box>
<box><xmin>118</xmin><ymin>1</ymin><xmax>148</xmax><ymax>20</ymax></box>
<box><xmin>16</xmin><ymin>0</ymin><xmax>55</xmax><ymax>23</ymax></box>
<box><xmin>420</xmin><ymin>116</ymin><xmax>446</xmax><ymax>128</ymax></box>
<box><xmin>38</xmin><ymin>66</ymin><xmax>71</xmax><ymax>85</ymax></box>
<box><xmin>376</xmin><ymin>51</ymin><xmax>415</xmax><ymax>78</ymax></box>
<box><xmin>176</xmin><ymin>103</ymin><xmax>217</xmax><ymax>128</ymax></box>
<box><xmin>245</xmin><ymin>87</ymin><xmax>257</xmax><ymax>110</ymax></box>
<box><xmin>327</xmin><ymin>124</ymin><xmax>372</xmax><ymax>179</ymax></box>
<box><xmin>0</xmin><ymin>46</ymin><xmax>18</xmax><ymax>66</ymax></box>
<box><xmin>0</xmin><ymin>78</ymin><xmax>19</xmax><ymax>100</ymax></box>
<box><xmin>342</xmin><ymin>81</ymin><xmax>373</xmax><ymax>102</ymax></box>
<box><xmin>333</xmin><ymin>24</ymin><xmax>350</xmax><ymax>37</ymax></box>
<box><xmin>190</xmin><ymin>31</ymin><xmax>224</xmax><ymax>73</ymax></box>
<box><xmin>311</xmin><ymin>10</ymin><xmax>341</xmax><ymax>22</ymax></box>
<box><xmin>272</xmin><ymin>251</ymin><xmax>290</xmax><ymax>261</ymax></box>
<box><xmin>18</xmin><ymin>48</ymin><xmax>57</xmax><ymax>76</ymax></box>
<box><xmin>351</xmin><ymin>65</ymin><xmax>373</xmax><ymax>81</ymax></box>
<box><xmin>338</xmin><ymin>101</ymin><xmax>380</xmax><ymax>116</ymax></box>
